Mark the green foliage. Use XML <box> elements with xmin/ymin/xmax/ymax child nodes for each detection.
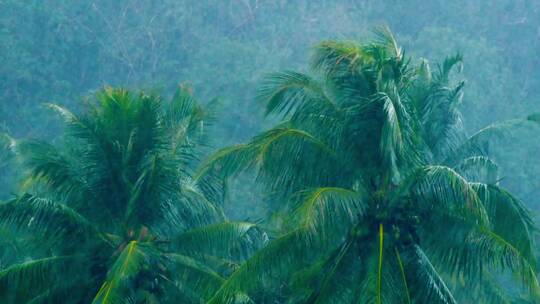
<box><xmin>0</xmin><ymin>87</ymin><xmax>266</xmax><ymax>303</ymax></box>
<box><xmin>1</xmin><ymin>1</ymin><xmax>540</xmax><ymax>302</ymax></box>
<box><xmin>202</xmin><ymin>28</ymin><xmax>539</xmax><ymax>303</ymax></box>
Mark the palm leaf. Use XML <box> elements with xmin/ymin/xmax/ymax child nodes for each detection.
<box><xmin>454</xmin><ymin>156</ymin><xmax>499</xmax><ymax>184</ymax></box>
<box><xmin>92</xmin><ymin>241</ymin><xmax>146</xmax><ymax>304</ymax></box>
<box><xmin>0</xmin><ymin>256</ymin><xmax>75</xmax><ymax>302</ymax></box>
<box><xmin>166</xmin><ymin>253</ymin><xmax>224</xmax><ymax>300</ymax></box>
<box><xmin>196</xmin><ymin>127</ymin><xmax>333</xmax><ymax>196</ymax></box>
<box><xmin>173</xmin><ymin>222</ymin><xmax>267</xmax><ymax>262</ymax></box>
<box><xmin>291</xmin><ymin>241</ymin><xmax>359</xmax><ymax>304</ymax></box>
<box><xmin>0</xmin><ymin>194</ymin><xmax>102</xmax><ymax>246</ymax></box>
<box><xmin>208</xmin><ymin>228</ymin><xmax>325</xmax><ymax>304</ymax></box>
<box><xmin>257</xmin><ymin>71</ymin><xmax>338</xmax><ymax>118</ymax></box>
<box><xmin>404</xmin><ymin>165</ymin><xmax>488</xmax><ymax>224</ymax></box>
<box><xmin>403</xmin><ymin>245</ymin><xmax>457</xmax><ymax>304</ymax></box>
<box><xmin>288</xmin><ymin>187</ymin><xmax>366</xmax><ymax>240</ymax></box>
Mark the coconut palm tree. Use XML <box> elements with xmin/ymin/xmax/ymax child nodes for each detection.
<box><xmin>199</xmin><ymin>28</ymin><xmax>539</xmax><ymax>303</ymax></box>
<box><xmin>0</xmin><ymin>87</ymin><xmax>267</xmax><ymax>303</ymax></box>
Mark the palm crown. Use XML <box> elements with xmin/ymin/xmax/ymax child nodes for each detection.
<box><xmin>200</xmin><ymin>28</ymin><xmax>539</xmax><ymax>303</ymax></box>
<box><xmin>0</xmin><ymin>87</ymin><xmax>266</xmax><ymax>303</ymax></box>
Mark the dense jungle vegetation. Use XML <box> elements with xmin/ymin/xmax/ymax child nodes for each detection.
<box><xmin>1</xmin><ymin>1</ymin><xmax>540</xmax><ymax>303</ymax></box>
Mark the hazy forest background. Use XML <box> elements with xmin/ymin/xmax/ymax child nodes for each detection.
<box><xmin>2</xmin><ymin>0</ymin><xmax>540</xmax><ymax>220</ymax></box>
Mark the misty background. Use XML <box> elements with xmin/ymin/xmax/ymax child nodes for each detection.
<box><xmin>1</xmin><ymin>0</ymin><xmax>540</xmax><ymax>225</ymax></box>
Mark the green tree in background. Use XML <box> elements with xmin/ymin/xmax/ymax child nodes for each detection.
<box><xmin>201</xmin><ymin>29</ymin><xmax>539</xmax><ymax>303</ymax></box>
<box><xmin>0</xmin><ymin>87</ymin><xmax>266</xmax><ymax>303</ymax></box>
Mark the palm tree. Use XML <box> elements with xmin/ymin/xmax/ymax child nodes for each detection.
<box><xmin>199</xmin><ymin>28</ymin><xmax>540</xmax><ymax>303</ymax></box>
<box><xmin>0</xmin><ymin>87</ymin><xmax>267</xmax><ymax>303</ymax></box>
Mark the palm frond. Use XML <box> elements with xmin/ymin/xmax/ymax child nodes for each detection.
<box><xmin>422</xmin><ymin>205</ymin><xmax>538</xmax><ymax>299</ymax></box>
<box><xmin>405</xmin><ymin>165</ymin><xmax>488</xmax><ymax>224</ymax></box>
<box><xmin>372</xmin><ymin>25</ymin><xmax>402</xmax><ymax>59</ymax></box>
<box><xmin>290</xmin><ymin>241</ymin><xmax>360</xmax><ymax>304</ymax></box>
<box><xmin>0</xmin><ymin>256</ymin><xmax>75</xmax><ymax>302</ymax></box>
<box><xmin>257</xmin><ymin>71</ymin><xmax>339</xmax><ymax>119</ymax></box>
<box><xmin>178</xmin><ymin>181</ymin><xmax>226</xmax><ymax>226</ymax></box>
<box><xmin>208</xmin><ymin>229</ymin><xmax>324</xmax><ymax>304</ymax></box>
<box><xmin>288</xmin><ymin>187</ymin><xmax>366</xmax><ymax>245</ymax></box>
<box><xmin>166</xmin><ymin>85</ymin><xmax>213</xmax><ymax>154</ymax></box>
<box><xmin>471</xmin><ymin>228</ymin><xmax>539</xmax><ymax>294</ymax></box>
<box><xmin>377</xmin><ymin>91</ymin><xmax>412</xmax><ymax>178</ymax></box>
<box><xmin>454</xmin><ymin>156</ymin><xmax>499</xmax><ymax>184</ymax></box>
<box><xmin>394</xmin><ymin>247</ymin><xmax>412</xmax><ymax>304</ymax></box>
<box><xmin>434</xmin><ymin>53</ymin><xmax>463</xmax><ymax>84</ymax></box>
<box><xmin>195</xmin><ymin>144</ymin><xmax>257</xmax><ymax>180</ymax></box>
<box><xmin>47</xmin><ymin>103</ymin><xmax>103</xmax><ymax>148</ymax></box>
<box><xmin>473</xmin><ymin>184</ymin><xmax>536</xmax><ymax>261</ymax></box>
<box><xmin>92</xmin><ymin>241</ymin><xmax>147</xmax><ymax>304</ymax></box>
<box><xmin>0</xmin><ymin>194</ymin><xmax>102</xmax><ymax>247</ymax></box>
<box><xmin>197</xmin><ymin>127</ymin><xmax>334</xmax><ymax>195</ymax></box>
<box><xmin>9</xmin><ymin>139</ymin><xmax>88</xmax><ymax>198</ymax></box>
<box><xmin>403</xmin><ymin>245</ymin><xmax>457</xmax><ymax>304</ymax></box>
<box><xmin>166</xmin><ymin>253</ymin><xmax>225</xmax><ymax>300</ymax></box>
<box><xmin>173</xmin><ymin>222</ymin><xmax>267</xmax><ymax>262</ymax></box>
<box><xmin>311</xmin><ymin>40</ymin><xmax>371</xmax><ymax>77</ymax></box>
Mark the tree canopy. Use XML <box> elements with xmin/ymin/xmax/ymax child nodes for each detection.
<box><xmin>200</xmin><ymin>28</ymin><xmax>539</xmax><ymax>303</ymax></box>
<box><xmin>0</xmin><ymin>87</ymin><xmax>266</xmax><ymax>303</ymax></box>
<box><xmin>0</xmin><ymin>6</ymin><xmax>539</xmax><ymax>302</ymax></box>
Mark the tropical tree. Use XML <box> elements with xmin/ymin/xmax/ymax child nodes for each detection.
<box><xmin>0</xmin><ymin>87</ymin><xmax>267</xmax><ymax>303</ymax></box>
<box><xmin>199</xmin><ymin>28</ymin><xmax>540</xmax><ymax>303</ymax></box>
